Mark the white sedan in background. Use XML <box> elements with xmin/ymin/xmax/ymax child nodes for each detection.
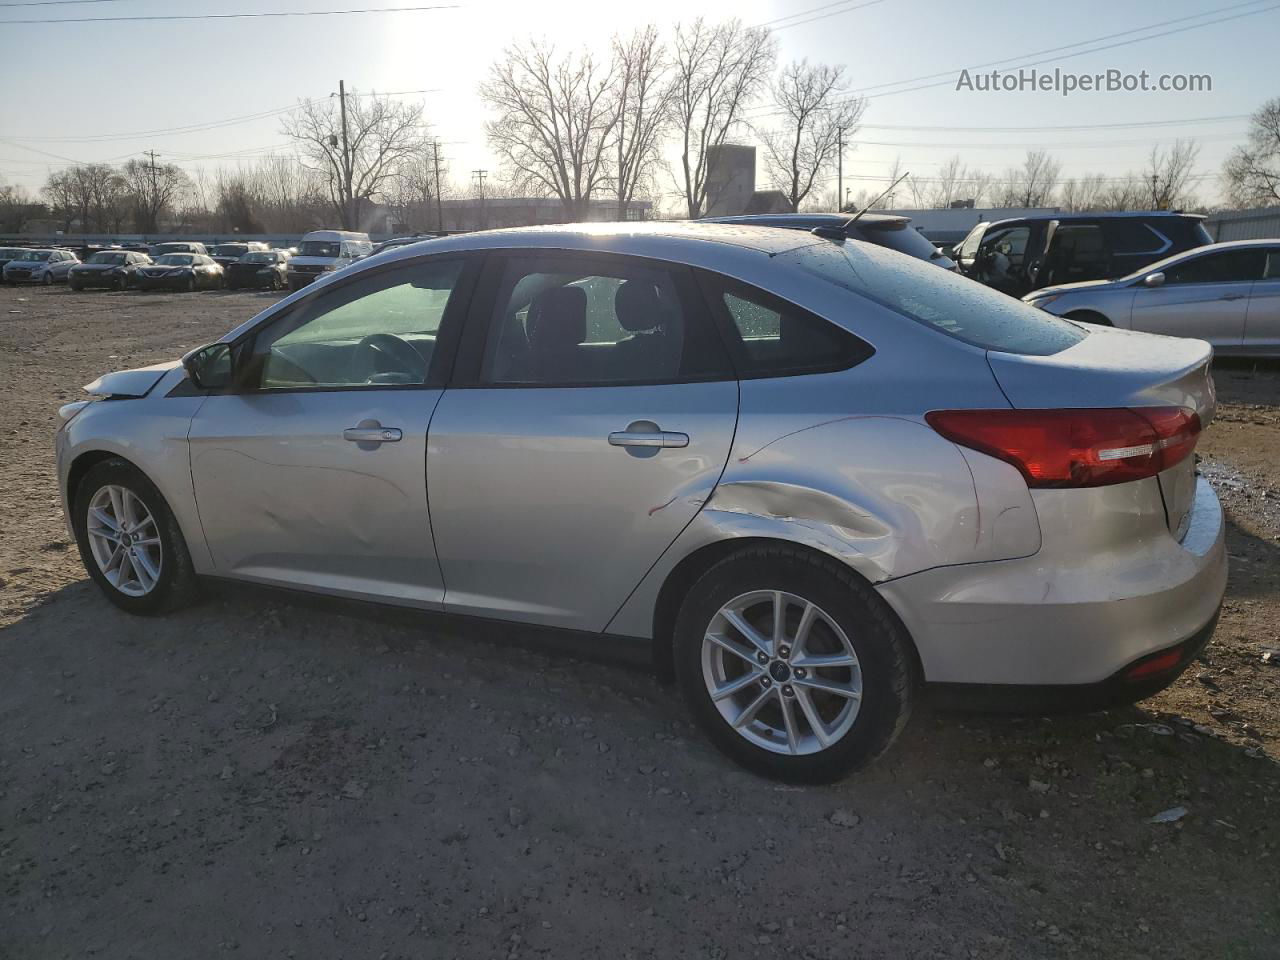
<box><xmin>1024</xmin><ymin>239</ymin><xmax>1280</xmax><ymax>357</ymax></box>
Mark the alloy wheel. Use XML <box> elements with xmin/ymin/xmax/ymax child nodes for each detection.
<box><xmin>701</xmin><ymin>590</ymin><xmax>863</xmax><ymax>756</ymax></box>
<box><xmin>85</xmin><ymin>484</ymin><xmax>163</xmax><ymax>597</ymax></box>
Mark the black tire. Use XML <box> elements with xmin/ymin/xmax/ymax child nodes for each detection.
<box><xmin>69</xmin><ymin>281</ymin><xmax>82</xmax><ymax>292</ymax></box>
<box><xmin>1065</xmin><ymin>309</ymin><xmax>1112</xmax><ymax>327</ymax></box>
<box><xmin>268</xmin><ymin>274</ymin><xmax>280</xmax><ymax>291</ymax></box>
<box><xmin>113</xmin><ymin>274</ymin><xmax>127</xmax><ymax>292</ymax></box>
<box><xmin>673</xmin><ymin>545</ymin><xmax>915</xmax><ymax>783</ymax></box>
<box><xmin>72</xmin><ymin>457</ymin><xmax>200</xmax><ymax>615</ymax></box>
<box><xmin>184</xmin><ymin>276</ymin><xmax>195</xmax><ymax>293</ymax></box>
<box><xmin>42</xmin><ymin>272</ymin><xmax>53</xmax><ymax>286</ymax></box>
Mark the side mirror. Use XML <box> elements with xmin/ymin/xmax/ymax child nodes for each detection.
<box><xmin>182</xmin><ymin>342</ymin><xmax>233</xmax><ymax>390</ymax></box>
<box><xmin>1143</xmin><ymin>272</ymin><xmax>1166</xmax><ymax>288</ymax></box>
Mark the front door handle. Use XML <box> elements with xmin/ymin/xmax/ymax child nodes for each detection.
<box><xmin>1220</xmin><ymin>293</ymin><xmax>1247</xmax><ymax>301</ymax></box>
<box><xmin>608</xmin><ymin>430</ymin><xmax>689</xmax><ymax>449</ymax></box>
<box><xmin>344</xmin><ymin>423</ymin><xmax>402</xmax><ymax>443</ymax></box>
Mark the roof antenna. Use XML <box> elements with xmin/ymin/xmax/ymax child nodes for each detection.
<box><xmin>845</xmin><ymin>171</ymin><xmax>909</xmax><ymax>227</ymax></box>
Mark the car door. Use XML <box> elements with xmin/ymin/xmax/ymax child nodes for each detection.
<box><xmin>1242</xmin><ymin>247</ymin><xmax>1280</xmax><ymax>355</ymax></box>
<box><xmin>1130</xmin><ymin>248</ymin><xmax>1265</xmax><ymax>349</ymax></box>
<box><xmin>187</xmin><ymin>254</ymin><xmax>476</xmax><ymax>607</ymax></box>
<box><xmin>427</xmin><ymin>251</ymin><xmax>739</xmax><ymax>632</ymax></box>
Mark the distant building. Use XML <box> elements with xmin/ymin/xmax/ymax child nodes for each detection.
<box><xmin>1204</xmin><ymin>205</ymin><xmax>1280</xmax><ymax>241</ymax></box>
<box><xmin>705</xmin><ymin>144</ymin><xmax>759</xmax><ymax>217</ymax></box>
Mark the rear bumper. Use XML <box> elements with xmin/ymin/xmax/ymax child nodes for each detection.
<box><xmin>876</xmin><ymin>476</ymin><xmax>1227</xmax><ymax>687</ymax></box>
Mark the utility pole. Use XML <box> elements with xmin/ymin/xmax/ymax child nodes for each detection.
<box><xmin>143</xmin><ymin>149</ymin><xmax>161</xmax><ymax>233</ymax></box>
<box><xmin>837</xmin><ymin>129</ymin><xmax>843</xmax><ymax>212</ymax></box>
<box><xmin>432</xmin><ymin>139</ymin><xmax>444</xmax><ymax>233</ymax></box>
<box><xmin>472</xmin><ymin>169</ymin><xmax>487</xmax><ymax>229</ymax></box>
<box><xmin>337</xmin><ymin>80</ymin><xmax>353</xmax><ymax>229</ymax></box>
<box><xmin>1150</xmin><ymin>171</ymin><xmax>1160</xmax><ymax>210</ymax></box>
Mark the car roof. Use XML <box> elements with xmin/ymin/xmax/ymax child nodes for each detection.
<box><xmin>986</xmin><ymin>210</ymin><xmax>1207</xmax><ymax>229</ymax></box>
<box><xmin>703</xmin><ymin>213</ymin><xmax>912</xmax><ymax>229</ymax></box>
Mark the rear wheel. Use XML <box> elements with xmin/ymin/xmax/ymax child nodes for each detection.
<box><xmin>72</xmin><ymin>458</ymin><xmax>199</xmax><ymax>614</ymax></box>
<box><xmin>674</xmin><ymin>546</ymin><xmax>915</xmax><ymax>783</ymax></box>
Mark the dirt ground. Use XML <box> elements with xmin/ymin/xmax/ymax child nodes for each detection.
<box><xmin>2</xmin><ymin>285</ymin><xmax>1277</xmax><ymax>960</ymax></box>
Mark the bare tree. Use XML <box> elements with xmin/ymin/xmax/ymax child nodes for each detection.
<box><xmin>255</xmin><ymin>155</ymin><xmax>326</xmax><ymax>232</ymax></box>
<box><xmin>1144</xmin><ymin>139</ymin><xmax>1200</xmax><ymax>209</ymax></box>
<box><xmin>92</xmin><ymin>169</ymin><xmax>131</xmax><ymax>232</ymax></box>
<box><xmin>283</xmin><ymin>89</ymin><xmax>426</xmax><ymax>230</ymax></box>
<box><xmin>1224</xmin><ymin>97</ymin><xmax>1280</xmax><ymax>207</ymax></box>
<box><xmin>670</xmin><ymin>18</ymin><xmax>776</xmax><ymax>218</ymax></box>
<box><xmin>611</xmin><ymin>26</ymin><xmax>673</xmax><ymax>220</ymax></box>
<box><xmin>42</xmin><ymin>170</ymin><xmax>79</xmax><ymax>231</ymax></box>
<box><xmin>481</xmin><ymin>41</ymin><xmax>617</xmax><ymax>220</ymax></box>
<box><xmin>0</xmin><ymin>180</ymin><xmax>44</xmax><ymax>233</ymax></box>
<box><xmin>1058</xmin><ymin>172</ymin><xmax>1108</xmax><ymax>212</ymax></box>
<box><xmin>384</xmin><ymin>143</ymin><xmax>448</xmax><ymax>232</ymax></box>
<box><xmin>121</xmin><ymin>157</ymin><xmax>190</xmax><ymax>233</ymax></box>
<box><xmin>759</xmin><ymin>61</ymin><xmax>864</xmax><ymax>212</ymax></box>
<box><xmin>995</xmin><ymin>149</ymin><xmax>1061</xmax><ymax>207</ymax></box>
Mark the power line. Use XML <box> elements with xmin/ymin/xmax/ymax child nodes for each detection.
<box><xmin>756</xmin><ymin>0</ymin><xmax>888</xmax><ymax>31</ymax></box>
<box><xmin>0</xmin><ymin>3</ymin><xmax>461</xmax><ymax>25</ymax></box>
<box><xmin>854</xmin><ymin>114</ymin><xmax>1249</xmax><ymax>134</ymax></box>
<box><xmin>4</xmin><ymin>88</ymin><xmax>440</xmax><ymax>142</ymax></box>
<box><xmin>0</xmin><ymin>0</ymin><xmax>128</xmax><ymax>6</ymax></box>
<box><xmin>748</xmin><ymin>0</ymin><xmax>1280</xmax><ymax>118</ymax></box>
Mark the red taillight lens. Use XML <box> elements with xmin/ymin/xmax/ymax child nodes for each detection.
<box><xmin>925</xmin><ymin>407</ymin><xmax>1200</xmax><ymax>488</ymax></box>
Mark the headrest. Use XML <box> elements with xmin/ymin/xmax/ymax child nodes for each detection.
<box><xmin>527</xmin><ymin>286</ymin><xmax>587</xmax><ymax>350</ymax></box>
<box><xmin>614</xmin><ymin>279</ymin><xmax>666</xmax><ymax>332</ymax></box>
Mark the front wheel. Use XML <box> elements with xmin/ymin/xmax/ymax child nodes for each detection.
<box><xmin>72</xmin><ymin>458</ymin><xmax>199</xmax><ymax>614</ymax></box>
<box><xmin>42</xmin><ymin>272</ymin><xmax>53</xmax><ymax>286</ymax></box>
<box><xmin>184</xmin><ymin>276</ymin><xmax>195</xmax><ymax>293</ymax></box>
<box><xmin>674</xmin><ymin>546</ymin><xmax>915</xmax><ymax>783</ymax></box>
<box><xmin>114</xmin><ymin>274</ymin><xmax>127</xmax><ymax>291</ymax></box>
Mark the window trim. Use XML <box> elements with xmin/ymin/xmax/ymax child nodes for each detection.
<box><xmin>694</xmin><ymin>269</ymin><xmax>874</xmax><ymax>380</ymax></box>
<box><xmin>205</xmin><ymin>252</ymin><xmax>480</xmax><ymax>396</ymax></box>
<box><xmin>449</xmin><ymin>250</ymin><xmax>736</xmax><ymax>390</ymax></box>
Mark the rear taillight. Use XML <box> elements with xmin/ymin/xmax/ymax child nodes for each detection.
<box><xmin>925</xmin><ymin>407</ymin><xmax>1200</xmax><ymax>488</ymax></box>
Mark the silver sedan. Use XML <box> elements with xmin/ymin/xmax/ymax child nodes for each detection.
<box><xmin>55</xmin><ymin>224</ymin><xmax>1226</xmax><ymax>782</ymax></box>
<box><xmin>1024</xmin><ymin>239</ymin><xmax>1280</xmax><ymax>357</ymax></box>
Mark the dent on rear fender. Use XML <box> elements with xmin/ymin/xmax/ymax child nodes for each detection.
<box><xmin>706</xmin><ymin>416</ymin><xmax>1041</xmax><ymax>581</ymax></box>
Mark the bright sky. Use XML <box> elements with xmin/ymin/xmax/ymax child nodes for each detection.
<box><xmin>1</xmin><ymin>0</ymin><xmax>1276</xmax><ymax>207</ymax></box>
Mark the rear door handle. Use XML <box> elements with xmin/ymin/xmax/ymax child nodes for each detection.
<box><xmin>608</xmin><ymin>431</ymin><xmax>689</xmax><ymax>449</ymax></box>
<box><xmin>344</xmin><ymin>424</ymin><xmax>402</xmax><ymax>443</ymax></box>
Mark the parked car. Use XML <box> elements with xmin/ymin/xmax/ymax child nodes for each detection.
<box><xmin>68</xmin><ymin>250</ymin><xmax>153</xmax><ymax>291</ymax></box>
<box><xmin>0</xmin><ymin>247</ymin><xmax>25</xmax><ymax>272</ymax></box>
<box><xmin>55</xmin><ymin>223</ymin><xmax>1225</xmax><ymax>783</ymax></box>
<box><xmin>1024</xmin><ymin>239</ymin><xmax>1280</xmax><ymax>357</ymax></box>
<box><xmin>3</xmin><ymin>248</ymin><xmax>79</xmax><ymax>285</ymax></box>
<box><xmin>702</xmin><ymin>213</ymin><xmax>957</xmax><ymax>270</ymax></box>
<box><xmin>371</xmin><ymin>234</ymin><xmax>438</xmax><ymax>256</ymax></box>
<box><xmin>135</xmin><ymin>253</ymin><xmax>223</xmax><ymax>291</ymax></box>
<box><xmin>224</xmin><ymin>249</ymin><xmax>291</xmax><ymax>290</ymax></box>
<box><xmin>149</xmin><ymin>241</ymin><xmax>208</xmax><ymax>258</ymax></box>
<box><xmin>954</xmin><ymin>211</ymin><xmax>1212</xmax><ymax>298</ymax></box>
<box><xmin>286</xmin><ymin>230</ymin><xmax>372</xmax><ymax>290</ymax></box>
<box><xmin>210</xmin><ymin>241</ymin><xmax>268</xmax><ymax>270</ymax></box>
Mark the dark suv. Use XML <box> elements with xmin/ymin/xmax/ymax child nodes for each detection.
<box><xmin>953</xmin><ymin>212</ymin><xmax>1212</xmax><ymax>298</ymax></box>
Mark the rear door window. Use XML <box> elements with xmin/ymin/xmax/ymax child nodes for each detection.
<box><xmin>700</xmin><ymin>274</ymin><xmax>872</xmax><ymax>378</ymax></box>
<box><xmin>1164</xmin><ymin>250</ymin><xmax>1266</xmax><ymax>285</ymax></box>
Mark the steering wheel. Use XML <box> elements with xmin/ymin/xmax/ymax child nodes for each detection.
<box><xmin>351</xmin><ymin>333</ymin><xmax>426</xmax><ymax>384</ymax></box>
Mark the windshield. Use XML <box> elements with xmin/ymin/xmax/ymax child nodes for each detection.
<box><xmin>15</xmin><ymin>250</ymin><xmax>52</xmax><ymax>261</ymax></box>
<box><xmin>214</xmin><ymin>244</ymin><xmax>249</xmax><ymax>257</ymax></box>
<box><xmin>0</xmin><ymin>249</ymin><xmax>23</xmax><ymax>258</ymax></box>
<box><xmin>88</xmin><ymin>252</ymin><xmax>128</xmax><ymax>265</ymax></box>
<box><xmin>298</xmin><ymin>240</ymin><xmax>341</xmax><ymax>257</ymax></box>
<box><xmin>152</xmin><ymin>244</ymin><xmax>192</xmax><ymax>255</ymax></box>
<box><xmin>779</xmin><ymin>240</ymin><xmax>1086</xmax><ymax>356</ymax></box>
<box><xmin>155</xmin><ymin>254</ymin><xmax>195</xmax><ymax>266</ymax></box>
<box><xmin>242</xmin><ymin>252</ymin><xmax>276</xmax><ymax>263</ymax></box>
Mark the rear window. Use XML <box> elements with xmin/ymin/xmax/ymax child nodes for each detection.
<box><xmin>214</xmin><ymin>244</ymin><xmax>249</xmax><ymax>257</ymax></box>
<box><xmin>779</xmin><ymin>240</ymin><xmax>1086</xmax><ymax>356</ymax></box>
<box><xmin>859</xmin><ymin>223</ymin><xmax>946</xmax><ymax>263</ymax></box>
<box><xmin>88</xmin><ymin>252</ymin><xmax>128</xmax><ymax>265</ymax></box>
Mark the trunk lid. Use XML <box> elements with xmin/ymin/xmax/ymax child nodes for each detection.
<box><xmin>986</xmin><ymin>326</ymin><xmax>1215</xmax><ymax>538</ymax></box>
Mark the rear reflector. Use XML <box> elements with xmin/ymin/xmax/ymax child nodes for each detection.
<box><xmin>925</xmin><ymin>407</ymin><xmax>1200</xmax><ymax>488</ymax></box>
<box><xmin>1124</xmin><ymin>649</ymin><xmax>1185</xmax><ymax>681</ymax></box>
